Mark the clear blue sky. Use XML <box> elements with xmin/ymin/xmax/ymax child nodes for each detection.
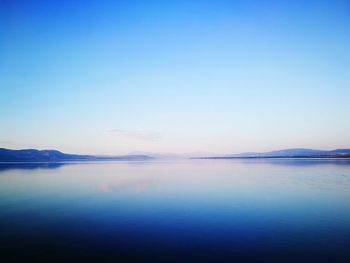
<box><xmin>1</xmin><ymin>0</ymin><xmax>350</xmax><ymax>155</ymax></box>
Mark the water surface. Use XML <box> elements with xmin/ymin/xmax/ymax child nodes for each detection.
<box><xmin>0</xmin><ymin>159</ymin><xmax>349</xmax><ymax>262</ymax></box>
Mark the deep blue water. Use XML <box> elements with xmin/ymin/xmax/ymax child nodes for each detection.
<box><xmin>0</xmin><ymin>159</ymin><xmax>350</xmax><ymax>262</ymax></box>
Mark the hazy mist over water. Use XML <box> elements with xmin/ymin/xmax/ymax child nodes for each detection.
<box><xmin>0</xmin><ymin>159</ymin><xmax>349</xmax><ymax>262</ymax></box>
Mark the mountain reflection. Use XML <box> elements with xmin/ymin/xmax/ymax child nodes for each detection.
<box><xmin>0</xmin><ymin>162</ymin><xmax>69</xmax><ymax>171</ymax></box>
<box><xmin>229</xmin><ymin>158</ymin><xmax>350</xmax><ymax>167</ymax></box>
<box><xmin>0</xmin><ymin>159</ymin><xmax>350</xmax><ymax>173</ymax></box>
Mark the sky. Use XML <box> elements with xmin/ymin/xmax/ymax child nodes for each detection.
<box><xmin>1</xmin><ymin>0</ymin><xmax>350</xmax><ymax>155</ymax></box>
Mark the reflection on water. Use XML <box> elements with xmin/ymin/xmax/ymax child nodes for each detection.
<box><xmin>0</xmin><ymin>162</ymin><xmax>68</xmax><ymax>171</ymax></box>
<box><xmin>98</xmin><ymin>177</ymin><xmax>161</xmax><ymax>193</ymax></box>
<box><xmin>0</xmin><ymin>159</ymin><xmax>349</xmax><ymax>262</ymax></box>
<box><xmin>237</xmin><ymin>158</ymin><xmax>350</xmax><ymax>167</ymax></box>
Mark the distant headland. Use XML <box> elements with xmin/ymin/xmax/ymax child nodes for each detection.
<box><xmin>0</xmin><ymin>148</ymin><xmax>153</xmax><ymax>162</ymax></box>
<box><xmin>194</xmin><ymin>148</ymin><xmax>350</xmax><ymax>159</ymax></box>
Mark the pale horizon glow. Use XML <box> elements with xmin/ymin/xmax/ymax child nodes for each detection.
<box><xmin>1</xmin><ymin>0</ymin><xmax>350</xmax><ymax>155</ymax></box>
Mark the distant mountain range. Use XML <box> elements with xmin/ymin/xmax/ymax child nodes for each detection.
<box><xmin>128</xmin><ymin>151</ymin><xmax>212</xmax><ymax>159</ymax></box>
<box><xmin>0</xmin><ymin>148</ymin><xmax>153</xmax><ymax>162</ymax></box>
<box><xmin>198</xmin><ymin>148</ymin><xmax>350</xmax><ymax>159</ymax></box>
<box><xmin>1</xmin><ymin>148</ymin><xmax>350</xmax><ymax>162</ymax></box>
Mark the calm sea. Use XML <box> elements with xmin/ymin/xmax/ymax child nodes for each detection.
<box><xmin>0</xmin><ymin>159</ymin><xmax>349</xmax><ymax>262</ymax></box>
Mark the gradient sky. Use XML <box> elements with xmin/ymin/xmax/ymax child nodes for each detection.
<box><xmin>1</xmin><ymin>0</ymin><xmax>350</xmax><ymax>155</ymax></box>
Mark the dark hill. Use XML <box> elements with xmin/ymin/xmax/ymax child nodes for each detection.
<box><xmin>0</xmin><ymin>148</ymin><xmax>153</xmax><ymax>162</ymax></box>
